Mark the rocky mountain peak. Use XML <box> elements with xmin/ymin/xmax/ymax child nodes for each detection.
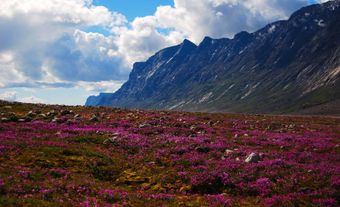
<box><xmin>86</xmin><ymin>1</ymin><xmax>340</xmax><ymax>115</ymax></box>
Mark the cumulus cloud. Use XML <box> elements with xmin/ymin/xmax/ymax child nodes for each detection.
<box><xmin>113</xmin><ymin>16</ymin><xmax>184</xmax><ymax>68</ymax></box>
<box><xmin>77</xmin><ymin>80</ymin><xmax>125</xmax><ymax>92</ymax></box>
<box><xmin>16</xmin><ymin>96</ymin><xmax>45</xmax><ymax>104</ymax></box>
<box><xmin>0</xmin><ymin>91</ymin><xmax>44</xmax><ymax>103</ymax></box>
<box><xmin>0</xmin><ymin>0</ymin><xmax>326</xmax><ymax>92</ymax></box>
<box><xmin>0</xmin><ymin>91</ymin><xmax>18</xmax><ymax>102</ymax></box>
<box><xmin>0</xmin><ymin>0</ymin><xmax>128</xmax><ymax>88</ymax></box>
<box><xmin>155</xmin><ymin>0</ymin><xmax>314</xmax><ymax>43</ymax></box>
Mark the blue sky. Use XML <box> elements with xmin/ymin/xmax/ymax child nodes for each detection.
<box><xmin>0</xmin><ymin>0</ymin><xmax>327</xmax><ymax>105</ymax></box>
<box><xmin>93</xmin><ymin>0</ymin><xmax>174</xmax><ymax>21</ymax></box>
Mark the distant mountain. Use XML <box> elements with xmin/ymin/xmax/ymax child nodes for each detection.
<box><xmin>86</xmin><ymin>0</ymin><xmax>340</xmax><ymax>115</ymax></box>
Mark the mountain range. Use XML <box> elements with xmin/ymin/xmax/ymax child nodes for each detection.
<box><xmin>86</xmin><ymin>0</ymin><xmax>340</xmax><ymax>115</ymax></box>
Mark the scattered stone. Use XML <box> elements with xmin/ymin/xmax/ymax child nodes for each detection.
<box><xmin>1</xmin><ymin>118</ymin><xmax>9</xmax><ymax>122</ymax></box>
<box><xmin>139</xmin><ymin>124</ymin><xmax>150</xmax><ymax>128</ymax></box>
<box><xmin>103</xmin><ymin>137</ymin><xmax>120</xmax><ymax>145</ymax></box>
<box><xmin>60</xmin><ymin>110</ymin><xmax>73</xmax><ymax>116</ymax></box>
<box><xmin>74</xmin><ymin>114</ymin><xmax>81</xmax><ymax>119</ymax></box>
<box><xmin>299</xmin><ymin>187</ymin><xmax>312</xmax><ymax>193</ymax></box>
<box><xmin>47</xmin><ymin>110</ymin><xmax>57</xmax><ymax>117</ymax></box>
<box><xmin>9</xmin><ymin>114</ymin><xmax>18</xmax><ymax>122</ymax></box>
<box><xmin>66</xmin><ymin>120</ymin><xmax>75</xmax><ymax>125</ymax></box>
<box><xmin>90</xmin><ymin>115</ymin><xmax>99</xmax><ymax>122</ymax></box>
<box><xmin>27</xmin><ymin>111</ymin><xmax>37</xmax><ymax>117</ymax></box>
<box><xmin>245</xmin><ymin>152</ymin><xmax>261</xmax><ymax>163</ymax></box>
<box><xmin>197</xmin><ymin>131</ymin><xmax>206</xmax><ymax>135</ymax></box>
<box><xmin>96</xmin><ymin>131</ymin><xmax>105</xmax><ymax>135</ymax></box>
<box><xmin>24</xmin><ymin>117</ymin><xmax>32</xmax><ymax>122</ymax></box>
<box><xmin>225</xmin><ymin>149</ymin><xmax>234</xmax><ymax>155</ymax></box>
<box><xmin>195</xmin><ymin>146</ymin><xmax>210</xmax><ymax>153</ymax></box>
<box><xmin>38</xmin><ymin>114</ymin><xmax>47</xmax><ymax>119</ymax></box>
<box><xmin>52</xmin><ymin>118</ymin><xmax>63</xmax><ymax>124</ymax></box>
<box><xmin>18</xmin><ymin>119</ymin><xmax>26</xmax><ymax>122</ymax></box>
<box><xmin>4</xmin><ymin>106</ymin><xmax>12</xmax><ymax>109</ymax></box>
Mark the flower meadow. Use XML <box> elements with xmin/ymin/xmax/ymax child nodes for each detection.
<box><xmin>0</xmin><ymin>101</ymin><xmax>339</xmax><ymax>206</ymax></box>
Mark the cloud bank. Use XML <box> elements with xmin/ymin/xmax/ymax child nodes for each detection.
<box><xmin>0</xmin><ymin>0</ymin><xmax>327</xmax><ymax>91</ymax></box>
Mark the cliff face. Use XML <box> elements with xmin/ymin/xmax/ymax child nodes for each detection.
<box><xmin>86</xmin><ymin>1</ymin><xmax>340</xmax><ymax>114</ymax></box>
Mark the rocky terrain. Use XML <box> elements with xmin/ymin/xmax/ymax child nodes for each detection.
<box><xmin>0</xmin><ymin>100</ymin><xmax>339</xmax><ymax>206</ymax></box>
<box><xmin>87</xmin><ymin>0</ymin><xmax>340</xmax><ymax>115</ymax></box>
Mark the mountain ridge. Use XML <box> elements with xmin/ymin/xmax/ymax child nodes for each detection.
<box><xmin>86</xmin><ymin>0</ymin><xmax>340</xmax><ymax>115</ymax></box>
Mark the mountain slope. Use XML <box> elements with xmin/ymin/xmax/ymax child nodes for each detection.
<box><xmin>86</xmin><ymin>1</ymin><xmax>340</xmax><ymax>114</ymax></box>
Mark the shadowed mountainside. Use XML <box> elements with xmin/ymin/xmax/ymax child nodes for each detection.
<box><xmin>87</xmin><ymin>1</ymin><xmax>340</xmax><ymax>115</ymax></box>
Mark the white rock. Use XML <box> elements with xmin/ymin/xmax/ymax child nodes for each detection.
<box><xmin>245</xmin><ymin>152</ymin><xmax>261</xmax><ymax>163</ymax></box>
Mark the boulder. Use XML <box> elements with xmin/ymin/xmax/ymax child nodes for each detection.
<box><xmin>90</xmin><ymin>115</ymin><xmax>99</xmax><ymax>122</ymax></box>
<box><xmin>52</xmin><ymin>118</ymin><xmax>63</xmax><ymax>124</ymax></box>
<box><xmin>26</xmin><ymin>111</ymin><xmax>37</xmax><ymax>117</ymax></box>
<box><xmin>60</xmin><ymin>110</ymin><xmax>73</xmax><ymax>116</ymax></box>
<box><xmin>0</xmin><ymin>118</ymin><xmax>9</xmax><ymax>122</ymax></box>
<box><xmin>74</xmin><ymin>114</ymin><xmax>81</xmax><ymax>119</ymax></box>
<box><xmin>245</xmin><ymin>152</ymin><xmax>261</xmax><ymax>163</ymax></box>
<box><xmin>47</xmin><ymin>110</ymin><xmax>57</xmax><ymax>117</ymax></box>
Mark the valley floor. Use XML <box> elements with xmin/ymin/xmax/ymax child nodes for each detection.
<box><xmin>0</xmin><ymin>101</ymin><xmax>339</xmax><ymax>206</ymax></box>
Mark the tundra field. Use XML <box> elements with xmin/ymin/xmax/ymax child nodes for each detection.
<box><xmin>0</xmin><ymin>101</ymin><xmax>339</xmax><ymax>207</ymax></box>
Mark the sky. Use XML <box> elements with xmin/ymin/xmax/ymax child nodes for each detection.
<box><xmin>0</xmin><ymin>0</ymin><xmax>328</xmax><ymax>105</ymax></box>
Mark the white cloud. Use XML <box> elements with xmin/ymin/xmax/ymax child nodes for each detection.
<box><xmin>155</xmin><ymin>0</ymin><xmax>313</xmax><ymax>43</ymax></box>
<box><xmin>16</xmin><ymin>96</ymin><xmax>45</xmax><ymax>104</ymax></box>
<box><xmin>0</xmin><ymin>0</ymin><xmax>128</xmax><ymax>88</ymax></box>
<box><xmin>0</xmin><ymin>91</ymin><xmax>45</xmax><ymax>103</ymax></box>
<box><xmin>0</xmin><ymin>91</ymin><xmax>17</xmax><ymax>102</ymax></box>
<box><xmin>77</xmin><ymin>80</ymin><xmax>125</xmax><ymax>92</ymax></box>
<box><xmin>0</xmin><ymin>0</ymin><xmax>325</xmax><ymax>95</ymax></box>
<box><xmin>113</xmin><ymin>16</ymin><xmax>184</xmax><ymax>68</ymax></box>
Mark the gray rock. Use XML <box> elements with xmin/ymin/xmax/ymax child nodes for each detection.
<box><xmin>25</xmin><ymin>117</ymin><xmax>32</xmax><ymax>122</ymax></box>
<box><xmin>27</xmin><ymin>111</ymin><xmax>36</xmax><ymax>117</ymax></box>
<box><xmin>52</xmin><ymin>118</ymin><xmax>63</xmax><ymax>123</ymax></box>
<box><xmin>138</xmin><ymin>123</ymin><xmax>151</xmax><ymax>128</ymax></box>
<box><xmin>60</xmin><ymin>110</ymin><xmax>73</xmax><ymax>116</ymax></box>
<box><xmin>90</xmin><ymin>115</ymin><xmax>99</xmax><ymax>122</ymax></box>
<box><xmin>9</xmin><ymin>114</ymin><xmax>18</xmax><ymax>122</ymax></box>
<box><xmin>1</xmin><ymin>118</ymin><xmax>9</xmax><ymax>122</ymax></box>
<box><xmin>245</xmin><ymin>152</ymin><xmax>261</xmax><ymax>163</ymax></box>
<box><xmin>47</xmin><ymin>110</ymin><xmax>57</xmax><ymax>117</ymax></box>
<box><xmin>103</xmin><ymin>137</ymin><xmax>120</xmax><ymax>145</ymax></box>
<box><xmin>38</xmin><ymin>114</ymin><xmax>47</xmax><ymax>119</ymax></box>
